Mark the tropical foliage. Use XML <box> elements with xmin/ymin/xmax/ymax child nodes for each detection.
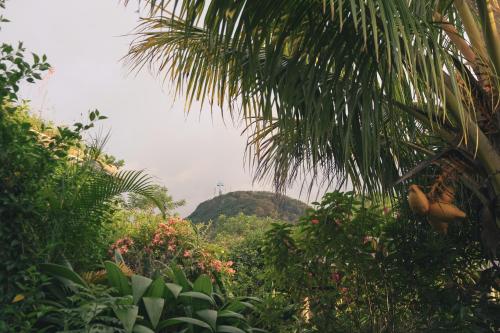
<box><xmin>125</xmin><ymin>184</ymin><xmax>186</xmax><ymax>215</ymax></box>
<box><xmin>0</xmin><ymin>18</ymin><xmax>179</xmax><ymax>331</ymax></box>
<box><xmin>108</xmin><ymin>216</ymin><xmax>236</xmax><ymax>281</ymax></box>
<box><xmin>205</xmin><ymin>214</ymin><xmax>279</xmax><ymax>249</ymax></box>
<box><xmin>128</xmin><ymin>0</ymin><xmax>500</xmax><ymax>244</ymax></box>
<box><xmin>3</xmin><ymin>1</ymin><xmax>500</xmax><ymax>332</ymax></box>
<box><xmin>36</xmin><ymin>260</ymin><xmax>264</xmax><ymax>333</ymax></box>
<box><xmin>262</xmin><ymin>191</ymin><xmax>499</xmax><ymax>332</ymax></box>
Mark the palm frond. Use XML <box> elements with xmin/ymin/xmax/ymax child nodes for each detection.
<box><xmin>77</xmin><ymin>169</ymin><xmax>166</xmax><ymax>217</ymax></box>
<box><xmin>126</xmin><ymin>0</ymin><xmax>500</xmax><ymax>201</ymax></box>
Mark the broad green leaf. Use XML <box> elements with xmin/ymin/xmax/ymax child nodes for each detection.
<box><xmin>171</xmin><ymin>265</ymin><xmax>192</xmax><ymax>291</ymax></box>
<box><xmin>105</xmin><ymin>261</ymin><xmax>131</xmax><ymax>296</ymax></box>
<box><xmin>165</xmin><ymin>283</ymin><xmax>183</xmax><ymax>299</ymax></box>
<box><xmin>224</xmin><ymin>301</ymin><xmax>257</xmax><ymax>313</ymax></box>
<box><xmin>143</xmin><ymin>297</ymin><xmax>165</xmax><ymax>329</ymax></box>
<box><xmin>113</xmin><ymin>305</ymin><xmax>138</xmax><ymax>333</ymax></box>
<box><xmin>216</xmin><ymin>325</ymin><xmax>246</xmax><ymax>333</ymax></box>
<box><xmin>114</xmin><ymin>250</ymin><xmax>125</xmax><ymax>265</ymax></box>
<box><xmin>145</xmin><ymin>277</ymin><xmax>165</xmax><ymax>298</ymax></box>
<box><xmin>39</xmin><ymin>263</ymin><xmax>88</xmax><ymax>288</ymax></box>
<box><xmin>132</xmin><ymin>324</ymin><xmax>155</xmax><ymax>333</ymax></box>
<box><xmin>60</xmin><ymin>257</ymin><xmax>74</xmax><ymax>270</ymax></box>
<box><xmin>193</xmin><ymin>274</ymin><xmax>213</xmax><ymax>295</ymax></box>
<box><xmin>158</xmin><ymin>317</ymin><xmax>213</xmax><ymax>331</ymax></box>
<box><xmin>238</xmin><ymin>301</ymin><xmax>257</xmax><ymax>311</ymax></box>
<box><xmin>163</xmin><ymin>266</ymin><xmax>175</xmax><ymax>281</ymax></box>
<box><xmin>196</xmin><ymin>309</ymin><xmax>217</xmax><ymax>331</ymax></box>
<box><xmin>131</xmin><ymin>275</ymin><xmax>152</xmax><ymax>304</ymax></box>
<box><xmin>218</xmin><ymin>310</ymin><xmax>245</xmax><ymax>321</ymax></box>
<box><xmin>180</xmin><ymin>291</ymin><xmax>215</xmax><ymax>305</ymax></box>
<box><xmin>235</xmin><ymin>296</ymin><xmax>262</xmax><ymax>303</ymax></box>
<box><xmin>223</xmin><ymin>301</ymin><xmax>245</xmax><ymax>313</ymax></box>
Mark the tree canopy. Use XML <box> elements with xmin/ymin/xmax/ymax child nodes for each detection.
<box><xmin>127</xmin><ymin>1</ymin><xmax>500</xmax><ymax>234</ymax></box>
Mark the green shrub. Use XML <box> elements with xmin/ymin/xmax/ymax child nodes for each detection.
<box><xmin>262</xmin><ymin>191</ymin><xmax>500</xmax><ymax>332</ymax></box>
<box><xmin>108</xmin><ymin>217</ymin><xmax>235</xmax><ymax>282</ymax></box>
<box><xmin>35</xmin><ymin>261</ymin><xmax>265</xmax><ymax>333</ymax></box>
<box><xmin>0</xmin><ymin>36</ymin><xmax>167</xmax><ymax>330</ymax></box>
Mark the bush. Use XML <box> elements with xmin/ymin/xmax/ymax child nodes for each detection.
<box><xmin>0</xmin><ymin>41</ymin><xmax>56</xmax><ymax>307</ymax></box>
<box><xmin>0</xmin><ymin>38</ymin><xmax>168</xmax><ymax>329</ymax></box>
<box><xmin>262</xmin><ymin>191</ymin><xmax>500</xmax><ymax>332</ymax></box>
<box><xmin>206</xmin><ymin>214</ymin><xmax>300</xmax><ymax>332</ymax></box>
<box><xmin>35</xmin><ymin>261</ymin><xmax>264</xmax><ymax>333</ymax></box>
<box><xmin>108</xmin><ymin>216</ymin><xmax>235</xmax><ymax>282</ymax></box>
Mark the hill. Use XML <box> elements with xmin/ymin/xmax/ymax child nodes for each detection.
<box><xmin>187</xmin><ymin>191</ymin><xmax>309</xmax><ymax>223</ymax></box>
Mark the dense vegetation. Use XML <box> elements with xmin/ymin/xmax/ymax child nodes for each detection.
<box><xmin>1</xmin><ymin>1</ymin><xmax>500</xmax><ymax>332</ymax></box>
<box><xmin>188</xmin><ymin>191</ymin><xmax>308</xmax><ymax>224</ymax></box>
<box><xmin>0</xmin><ymin>20</ymin><xmax>264</xmax><ymax>331</ymax></box>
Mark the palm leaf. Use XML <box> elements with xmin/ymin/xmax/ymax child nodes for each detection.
<box><xmin>125</xmin><ymin>0</ymin><xmax>500</xmax><ymax>216</ymax></box>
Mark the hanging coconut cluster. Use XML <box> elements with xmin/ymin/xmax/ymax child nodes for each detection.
<box><xmin>407</xmin><ymin>172</ymin><xmax>466</xmax><ymax>235</ymax></box>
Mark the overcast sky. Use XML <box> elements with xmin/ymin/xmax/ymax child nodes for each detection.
<box><xmin>1</xmin><ymin>0</ymin><xmax>321</xmax><ymax>216</ymax></box>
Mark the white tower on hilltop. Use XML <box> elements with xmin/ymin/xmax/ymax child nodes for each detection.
<box><xmin>216</xmin><ymin>181</ymin><xmax>224</xmax><ymax>196</ymax></box>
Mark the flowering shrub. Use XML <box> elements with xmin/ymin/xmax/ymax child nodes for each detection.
<box><xmin>263</xmin><ymin>192</ymin><xmax>396</xmax><ymax>331</ymax></box>
<box><xmin>108</xmin><ymin>237</ymin><xmax>134</xmax><ymax>256</ymax></box>
<box><xmin>108</xmin><ymin>217</ymin><xmax>235</xmax><ymax>280</ymax></box>
<box><xmin>262</xmin><ymin>191</ymin><xmax>497</xmax><ymax>332</ymax></box>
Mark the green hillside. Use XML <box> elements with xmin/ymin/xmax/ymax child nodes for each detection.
<box><xmin>187</xmin><ymin>191</ymin><xmax>309</xmax><ymax>223</ymax></box>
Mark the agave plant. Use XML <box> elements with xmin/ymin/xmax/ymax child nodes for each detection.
<box><xmin>39</xmin><ymin>261</ymin><xmax>265</xmax><ymax>333</ymax></box>
<box><xmin>125</xmin><ymin>1</ymin><xmax>500</xmax><ymax>247</ymax></box>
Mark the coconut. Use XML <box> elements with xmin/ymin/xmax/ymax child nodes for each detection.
<box><xmin>439</xmin><ymin>187</ymin><xmax>455</xmax><ymax>203</ymax></box>
<box><xmin>428</xmin><ymin>201</ymin><xmax>466</xmax><ymax>223</ymax></box>
<box><xmin>408</xmin><ymin>185</ymin><xmax>430</xmax><ymax>215</ymax></box>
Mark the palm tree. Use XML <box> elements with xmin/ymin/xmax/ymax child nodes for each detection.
<box><xmin>126</xmin><ymin>1</ymin><xmax>500</xmax><ymax>241</ymax></box>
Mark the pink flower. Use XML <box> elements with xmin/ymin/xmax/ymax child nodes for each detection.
<box><xmin>311</xmin><ymin>219</ymin><xmax>320</xmax><ymax>225</ymax></box>
<box><xmin>331</xmin><ymin>272</ymin><xmax>342</xmax><ymax>283</ymax></box>
<box><xmin>225</xmin><ymin>261</ymin><xmax>234</xmax><ymax>267</ymax></box>
<box><xmin>152</xmin><ymin>234</ymin><xmax>164</xmax><ymax>246</ymax></box>
<box><xmin>226</xmin><ymin>268</ymin><xmax>236</xmax><ymax>275</ymax></box>
<box><xmin>183</xmin><ymin>250</ymin><xmax>192</xmax><ymax>258</ymax></box>
<box><xmin>211</xmin><ymin>259</ymin><xmax>223</xmax><ymax>272</ymax></box>
<box><xmin>109</xmin><ymin>237</ymin><xmax>134</xmax><ymax>256</ymax></box>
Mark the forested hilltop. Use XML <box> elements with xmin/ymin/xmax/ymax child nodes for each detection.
<box><xmin>188</xmin><ymin>191</ymin><xmax>309</xmax><ymax>223</ymax></box>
